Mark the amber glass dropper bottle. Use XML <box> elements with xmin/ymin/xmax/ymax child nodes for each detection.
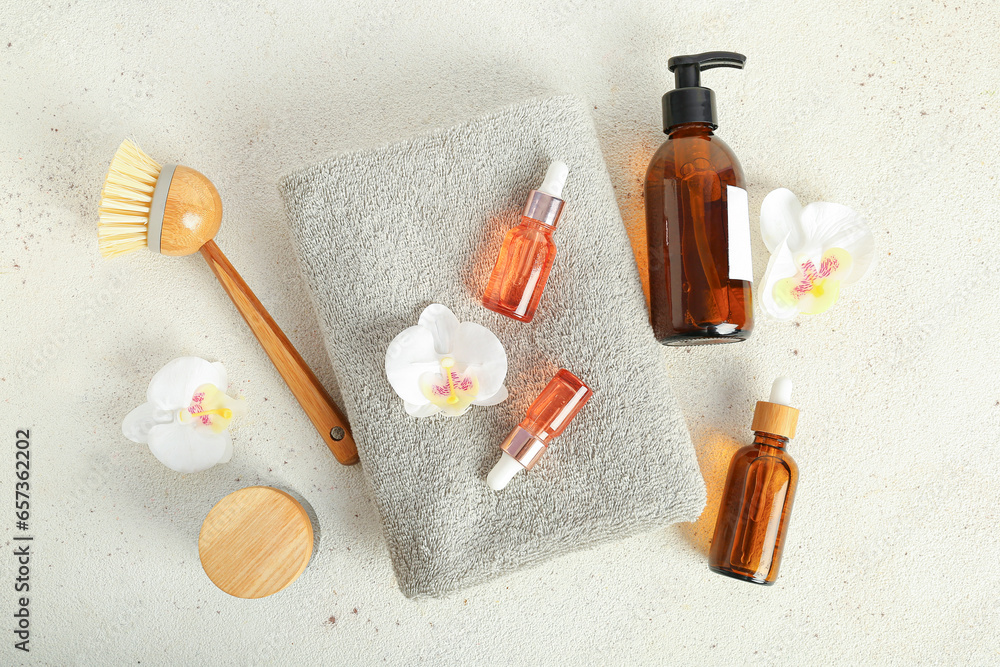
<box><xmin>709</xmin><ymin>377</ymin><xmax>800</xmax><ymax>585</ymax></box>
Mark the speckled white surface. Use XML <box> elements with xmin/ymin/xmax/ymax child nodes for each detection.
<box><xmin>1</xmin><ymin>1</ymin><xmax>998</xmax><ymax>665</ymax></box>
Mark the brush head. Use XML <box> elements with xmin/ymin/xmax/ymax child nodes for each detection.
<box><xmin>98</xmin><ymin>140</ymin><xmax>161</xmax><ymax>257</ymax></box>
<box><xmin>98</xmin><ymin>140</ymin><xmax>222</xmax><ymax>258</ymax></box>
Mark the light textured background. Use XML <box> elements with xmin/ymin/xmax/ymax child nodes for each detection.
<box><xmin>1</xmin><ymin>0</ymin><xmax>997</xmax><ymax>665</ymax></box>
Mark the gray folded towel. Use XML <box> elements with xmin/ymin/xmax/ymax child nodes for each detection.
<box><xmin>279</xmin><ymin>96</ymin><xmax>705</xmax><ymax>598</ymax></box>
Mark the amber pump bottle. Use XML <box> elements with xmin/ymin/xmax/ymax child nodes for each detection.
<box><xmin>709</xmin><ymin>377</ymin><xmax>800</xmax><ymax>585</ymax></box>
<box><xmin>645</xmin><ymin>51</ymin><xmax>753</xmax><ymax>345</ymax></box>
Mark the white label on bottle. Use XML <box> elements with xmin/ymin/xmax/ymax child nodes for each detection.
<box><xmin>726</xmin><ymin>185</ymin><xmax>753</xmax><ymax>282</ymax></box>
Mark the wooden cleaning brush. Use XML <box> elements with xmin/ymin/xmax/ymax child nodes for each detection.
<box><xmin>99</xmin><ymin>140</ymin><xmax>358</xmax><ymax>465</ymax></box>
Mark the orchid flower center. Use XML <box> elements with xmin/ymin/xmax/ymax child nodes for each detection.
<box><xmin>183</xmin><ymin>407</ymin><xmax>233</xmax><ymax>420</ymax></box>
<box><xmin>178</xmin><ymin>384</ymin><xmax>241</xmax><ymax>433</ymax></box>
<box><xmin>774</xmin><ymin>247</ymin><xmax>853</xmax><ymax>315</ymax></box>
<box><xmin>440</xmin><ymin>357</ymin><xmax>460</xmax><ymax>405</ymax></box>
<box><xmin>420</xmin><ymin>357</ymin><xmax>479</xmax><ymax>416</ymax></box>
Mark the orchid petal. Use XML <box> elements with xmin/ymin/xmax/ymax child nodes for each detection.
<box><xmin>211</xmin><ymin>362</ymin><xmax>228</xmax><ymax>391</ymax></box>
<box><xmin>122</xmin><ymin>402</ymin><xmax>174</xmax><ymax>444</ymax></box>
<box><xmin>472</xmin><ymin>384</ymin><xmax>508</xmax><ymax>406</ymax></box>
<box><xmin>448</xmin><ymin>322</ymin><xmax>508</xmax><ymax>400</ymax></box>
<box><xmin>218</xmin><ymin>436</ymin><xmax>234</xmax><ymax>464</ymax></box>
<box><xmin>819</xmin><ymin>247</ymin><xmax>853</xmax><ymax>282</ymax></box>
<box><xmin>146</xmin><ymin>422</ymin><xmax>231</xmax><ymax>473</ymax></box>
<box><xmin>146</xmin><ymin>357</ymin><xmax>225</xmax><ymax>410</ymax></box>
<box><xmin>385</xmin><ymin>325</ymin><xmax>441</xmax><ymax>404</ymax></box>
<box><xmin>417</xmin><ymin>304</ymin><xmax>461</xmax><ymax>355</ymax></box>
<box><xmin>760</xmin><ymin>239</ymin><xmax>800</xmax><ymax>320</ymax></box>
<box><xmin>800</xmin><ymin>202</ymin><xmax>875</xmax><ymax>285</ymax></box>
<box><xmin>404</xmin><ymin>401</ymin><xmax>441</xmax><ymax>418</ymax></box>
<box><xmin>760</xmin><ymin>188</ymin><xmax>805</xmax><ymax>253</ymax></box>
<box><xmin>223</xmin><ymin>393</ymin><xmax>248</xmax><ymax>419</ymax></box>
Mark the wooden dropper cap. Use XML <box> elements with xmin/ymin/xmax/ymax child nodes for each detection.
<box><xmin>750</xmin><ymin>377</ymin><xmax>799</xmax><ymax>439</ymax></box>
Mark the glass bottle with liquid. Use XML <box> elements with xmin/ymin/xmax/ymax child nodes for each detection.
<box><xmin>483</xmin><ymin>161</ymin><xmax>568</xmax><ymax>323</ymax></box>
<box><xmin>486</xmin><ymin>369</ymin><xmax>592</xmax><ymax>491</ymax></box>
<box><xmin>645</xmin><ymin>51</ymin><xmax>754</xmax><ymax>345</ymax></box>
<box><xmin>709</xmin><ymin>377</ymin><xmax>800</xmax><ymax>585</ymax></box>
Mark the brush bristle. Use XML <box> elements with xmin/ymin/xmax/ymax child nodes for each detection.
<box><xmin>98</xmin><ymin>140</ymin><xmax>161</xmax><ymax>258</ymax></box>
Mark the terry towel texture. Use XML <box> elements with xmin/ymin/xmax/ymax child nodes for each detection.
<box><xmin>280</xmin><ymin>96</ymin><xmax>705</xmax><ymax>598</ymax></box>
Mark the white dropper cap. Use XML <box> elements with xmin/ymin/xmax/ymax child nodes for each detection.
<box><xmin>487</xmin><ymin>452</ymin><xmax>525</xmax><ymax>491</ymax></box>
<box><xmin>769</xmin><ymin>376</ymin><xmax>793</xmax><ymax>406</ymax></box>
<box><xmin>537</xmin><ymin>161</ymin><xmax>569</xmax><ymax>198</ymax></box>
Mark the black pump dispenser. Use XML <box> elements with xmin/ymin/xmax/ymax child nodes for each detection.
<box><xmin>662</xmin><ymin>51</ymin><xmax>746</xmax><ymax>133</ymax></box>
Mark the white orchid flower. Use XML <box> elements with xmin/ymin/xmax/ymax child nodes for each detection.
<box><xmin>759</xmin><ymin>188</ymin><xmax>875</xmax><ymax>320</ymax></box>
<box><xmin>122</xmin><ymin>357</ymin><xmax>247</xmax><ymax>473</ymax></box>
<box><xmin>385</xmin><ymin>304</ymin><xmax>508</xmax><ymax>418</ymax></box>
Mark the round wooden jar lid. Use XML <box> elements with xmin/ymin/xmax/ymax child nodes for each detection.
<box><xmin>199</xmin><ymin>486</ymin><xmax>314</xmax><ymax>599</ymax></box>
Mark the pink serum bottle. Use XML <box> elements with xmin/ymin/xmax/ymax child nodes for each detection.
<box><xmin>487</xmin><ymin>369</ymin><xmax>593</xmax><ymax>490</ymax></box>
<box><xmin>482</xmin><ymin>161</ymin><xmax>569</xmax><ymax>322</ymax></box>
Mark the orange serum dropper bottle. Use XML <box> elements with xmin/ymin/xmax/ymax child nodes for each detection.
<box><xmin>482</xmin><ymin>161</ymin><xmax>569</xmax><ymax>322</ymax></box>
<box><xmin>487</xmin><ymin>369</ymin><xmax>592</xmax><ymax>491</ymax></box>
<box><xmin>709</xmin><ymin>377</ymin><xmax>800</xmax><ymax>584</ymax></box>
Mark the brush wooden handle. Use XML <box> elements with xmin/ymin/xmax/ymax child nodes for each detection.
<box><xmin>199</xmin><ymin>240</ymin><xmax>359</xmax><ymax>465</ymax></box>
